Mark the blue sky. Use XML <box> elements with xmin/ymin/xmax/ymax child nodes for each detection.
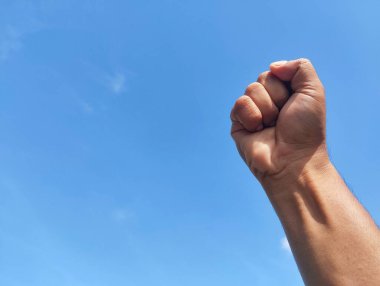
<box><xmin>1</xmin><ymin>1</ymin><xmax>380</xmax><ymax>285</ymax></box>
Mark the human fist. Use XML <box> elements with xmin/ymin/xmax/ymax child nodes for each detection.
<box><xmin>230</xmin><ymin>59</ymin><xmax>329</xmax><ymax>183</ymax></box>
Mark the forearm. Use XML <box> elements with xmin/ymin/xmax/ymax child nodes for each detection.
<box><xmin>231</xmin><ymin>58</ymin><xmax>380</xmax><ymax>284</ymax></box>
<box><xmin>263</xmin><ymin>159</ymin><xmax>380</xmax><ymax>286</ymax></box>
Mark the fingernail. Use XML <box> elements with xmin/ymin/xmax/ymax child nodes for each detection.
<box><xmin>271</xmin><ymin>60</ymin><xmax>288</xmax><ymax>67</ymax></box>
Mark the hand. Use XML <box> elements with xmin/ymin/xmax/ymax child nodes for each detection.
<box><xmin>231</xmin><ymin>59</ymin><xmax>380</xmax><ymax>286</ymax></box>
<box><xmin>230</xmin><ymin>59</ymin><xmax>329</xmax><ymax>183</ymax></box>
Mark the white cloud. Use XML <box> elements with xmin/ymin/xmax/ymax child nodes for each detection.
<box><xmin>107</xmin><ymin>73</ymin><xmax>126</xmax><ymax>94</ymax></box>
<box><xmin>80</xmin><ymin>101</ymin><xmax>94</xmax><ymax>114</ymax></box>
<box><xmin>281</xmin><ymin>236</ymin><xmax>292</xmax><ymax>253</ymax></box>
<box><xmin>0</xmin><ymin>26</ymin><xmax>22</xmax><ymax>61</ymax></box>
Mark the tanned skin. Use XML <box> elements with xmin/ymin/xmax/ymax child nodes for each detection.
<box><xmin>230</xmin><ymin>59</ymin><xmax>380</xmax><ymax>286</ymax></box>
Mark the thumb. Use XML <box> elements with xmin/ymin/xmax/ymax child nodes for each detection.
<box><xmin>269</xmin><ymin>58</ymin><xmax>324</xmax><ymax>95</ymax></box>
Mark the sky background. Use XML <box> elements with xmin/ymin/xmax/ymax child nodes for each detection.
<box><xmin>1</xmin><ymin>1</ymin><xmax>380</xmax><ymax>285</ymax></box>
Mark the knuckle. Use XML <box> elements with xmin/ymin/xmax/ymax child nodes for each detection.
<box><xmin>234</xmin><ymin>95</ymin><xmax>251</xmax><ymax>112</ymax></box>
<box><xmin>233</xmin><ymin>96</ymin><xmax>262</xmax><ymax>119</ymax></box>
<box><xmin>245</xmin><ymin>82</ymin><xmax>263</xmax><ymax>94</ymax></box>
<box><xmin>229</xmin><ymin>109</ymin><xmax>236</xmax><ymax>121</ymax></box>
<box><xmin>257</xmin><ymin>71</ymin><xmax>269</xmax><ymax>83</ymax></box>
<box><xmin>298</xmin><ymin>58</ymin><xmax>314</xmax><ymax>70</ymax></box>
<box><xmin>299</xmin><ymin>57</ymin><xmax>311</xmax><ymax>64</ymax></box>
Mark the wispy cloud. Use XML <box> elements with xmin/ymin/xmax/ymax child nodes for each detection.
<box><xmin>0</xmin><ymin>26</ymin><xmax>22</xmax><ymax>61</ymax></box>
<box><xmin>79</xmin><ymin>100</ymin><xmax>94</xmax><ymax>114</ymax></box>
<box><xmin>111</xmin><ymin>208</ymin><xmax>135</xmax><ymax>223</ymax></box>
<box><xmin>281</xmin><ymin>236</ymin><xmax>292</xmax><ymax>253</ymax></box>
<box><xmin>107</xmin><ymin>73</ymin><xmax>126</xmax><ymax>94</ymax></box>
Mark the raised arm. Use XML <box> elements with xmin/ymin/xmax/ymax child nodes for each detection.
<box><xmin>230</xmin><ymin>59</ymin><xmax>380</xmax><ymax>285</ymax></box>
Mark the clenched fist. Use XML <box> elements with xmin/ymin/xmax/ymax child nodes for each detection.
<box><xmin>231</xmin><ymin>59</ymin><xmax>380</xmax><ymax>286</ymax></box>
<box><xmin>230</xmin><ymin>59</ymin><xmax>329</xmax><ymax>184</ymax></box>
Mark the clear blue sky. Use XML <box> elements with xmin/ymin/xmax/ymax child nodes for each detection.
<box><xmin>1</xmin><ymin>1</ymin><xmax>379</xmax><ymax>285</ymax></box>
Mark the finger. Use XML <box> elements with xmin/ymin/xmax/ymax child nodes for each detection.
<box><xmin>245</xmin><ymin>82</ymin><xmax>279</xmax><ymax>127</ymax></box>
<box><xmin>257</xmin><ymin>71</ymin><xmax>290</xmax><ymax>109</ymax></box>
<box><xmin>230</xmin><ymin>95</ymin><xmax>263</xmax><ymax>133</ymax></box>
<box><xmin>269</xmin><ymin>58</ymin><xmax>324</xmax><ymax>97</ymax></box>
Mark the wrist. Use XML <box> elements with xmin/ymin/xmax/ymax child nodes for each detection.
<box><xmin>260</xmin><ymin>150</ymin><xmax>338</xmax><ymax>237</ymax></box>
<box><xmin>260</xmin><ymin>147</ymin><xmax>333</xmax><ymax>199</ymax></box>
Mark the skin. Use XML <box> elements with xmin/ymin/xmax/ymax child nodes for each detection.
<box><xmin>230</xmin><ymin>59</ymin><xmax>380</xmax><ymax>286</ymax></box>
